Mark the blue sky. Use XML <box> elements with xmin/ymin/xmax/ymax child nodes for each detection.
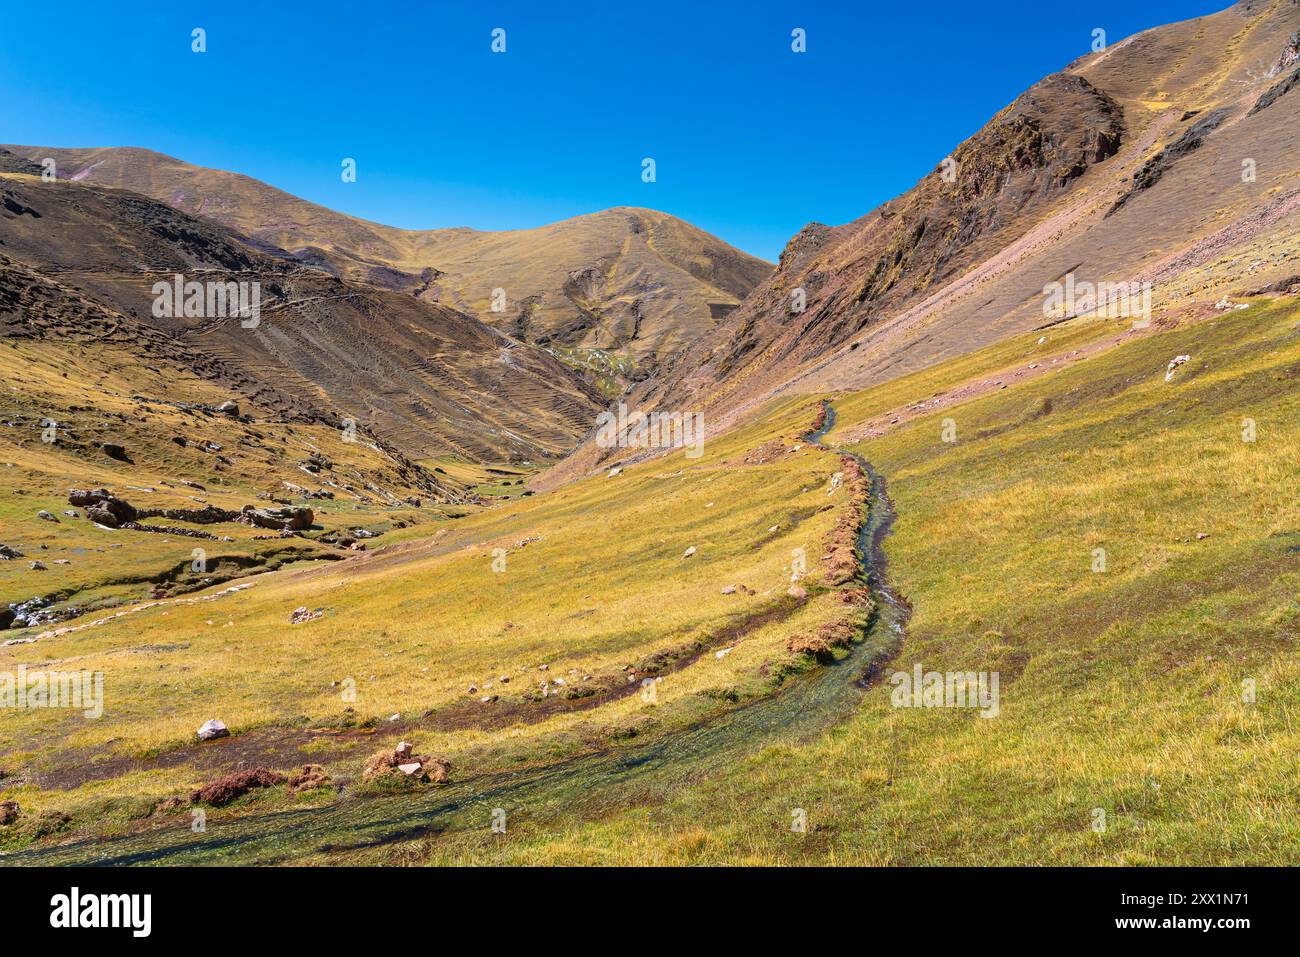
<box><xmin>1</xmin><ymin>1</ymin><xmax>1230</xmax><ymax>260</ymax></box>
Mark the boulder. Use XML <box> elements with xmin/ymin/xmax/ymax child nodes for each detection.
<box><xmin>0</xmin><ymin>801</ymin><xmax>20</xmax><ymax>826</ymax></box>
<box><xmin>100</xmin><ymin>442</ymin><xmax>129</xmax><ymax>461</ymax></box>
<box><xmin>217</xmin><ymin>400</ymin><xmax>240</xmax><ymax>417</ymax></box>
<box><xmin>68</xmin><ymin>488</ymin><xmax>114</xmax><ymax>507</ymax></box>
<box><xmin>36</xmin><ymin>510</ymin><xmax>57</xmax><ymax>522</ymax></box>
<box><xmin>0</xmin><ymin>544</ymin><xmax>23</xmax><ymax>560</ymax></box>
<box><xmin>76</xmin><ymin>491</ymin><xmax>137</xmax><ymax>527</ymax></box>
<box><xmin>197</xmin><ymin>718</ymin><xmax>230</xmax><ymax>741</ymax></box>
<box><xmin>242</xmin><ymin>505</ymin><xmax>314</xmax><ymax>531</ymax></box>
<box><xmin>86</xmin><ymin>506</ymin><xmax>120</xmax><ymax>528</ymax></box>
<box><xmin>0</xmin><ymin>609</ymin><xmax>15</xmax><ymax>630</ymax></box>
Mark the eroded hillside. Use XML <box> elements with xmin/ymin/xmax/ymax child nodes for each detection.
<box><xmin>568</xmin><ymin>0</ymin><xmax>1300</xmax><ymax>476</ymax></box>
<box><xmin>0</xmin><ymin>150</ymin><xmax>602</xmax><ymax>463</ymax></box>
<box><xmin>1</xmin><ymin>146</ymin><xmax>772</xmax><ymax>384</ymax></box>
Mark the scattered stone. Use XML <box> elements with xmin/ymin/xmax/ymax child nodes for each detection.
<box><xmin>682</xmin><ymin>545</ymin><xmax>697</xmax><ymax>558</ymax></box>
<box><xmin>0</xmin><ymin>801</ymin><xmax>18</xmax><ymax>825</ymax></box>
<box><xmin>62</xmin><ymin>510</ymin><xmax>79</xmax><ymax>518</ymax></box>
<box><xmin>29</xmin><ymin>560</ymin><xmax>47</xmax><ymax>571</ymax></box>
<box><xmin>36</xmin><ymin>510</ymin><xmax>57</xmax><ymax>523</ymax></box>
<box><xmin>787</xmin><ymin>585</ymin><xmax>809</xmax><ymax>600</ymax></box>
<box><xmin>196</xmin><ymin>718</ymin><xmax>230</xmax><ymax>741</ymax></box>
<box><xmin>0</xmin><ymin>544</ymin><xmax>23</xmax><ymax>560</ymax></box>
<box><xmin>607</xmin><ymin>466</ymin><xmax>623</xmax><ymax>478</ymax></box>
<box><xmin>1196</xmin><ymin>532</ymin><xmax>1210</xmax><ymax>540</ymax></box>
<box><xmin>289</xmin><ymin>606</ymin><xmax>322</xmax><ymax>625</ymax></box>
<box><xmin>721</xmin><ymin>585</ymin><xmax>737</xmax><ymax>595</ymax></box>
<box><xmin>363</xmin><ymin>744</ymin><xmax>451</xmax><ymax>785</ymax></box>
<box><xmin>467</xmin><ymin>685</ymin><xmax>478</xmax><ymax>694</ymax></box>
<box><xmin>217</xmin><ymin>400</ymin><xmax>240</xmax><ymax>417</ymax></box>
<box><xmin>100</xmin><ymin>442</ymin><xmax>129</xmax><ymax>461</ymax></box>
<box><xmin>480</xmin><ymin>694</ymin><xmax>498</xmax><ymax>703</ymax></box>
<box><xmin>1165</xmin><ymin>354</ymin><xmax>1192</xmax><ymax>382</ymax></box>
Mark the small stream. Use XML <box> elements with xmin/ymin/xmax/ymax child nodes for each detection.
<box><xmin>6</xmin><ymin>402</ymin><xmax>906</xmax><ymax>865</ymax></box>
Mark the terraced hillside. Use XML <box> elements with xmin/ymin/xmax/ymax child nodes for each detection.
<box><xmin>2</xmin><ymin>146</ymin><xmax>772</xmax><ymax>380</ymax></box>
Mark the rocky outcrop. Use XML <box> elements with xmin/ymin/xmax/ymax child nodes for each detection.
<box><xmin>69</xmin><ymin>488</ymin><xmax>138</xmax><ymax>527</ymax></box>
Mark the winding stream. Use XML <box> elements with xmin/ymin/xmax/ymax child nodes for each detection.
<box><xmin>6</xmin><ymin>403</ymin><xmax>906</xmax><ymax>865</ymax></box>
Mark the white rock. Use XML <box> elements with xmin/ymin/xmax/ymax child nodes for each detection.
<box><xmin>197</xmin><ymin>719</ymin><xmax>229</xmax><ymax>741</ymax></box>
<box><xmin>682</xmin><ymin>546</ymin><xmax>697</xmax><ymax>558</ymax></box>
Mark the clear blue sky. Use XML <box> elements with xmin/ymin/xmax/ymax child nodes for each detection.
<box><xmin>1</xmin><ymin>0</ymin><xmax>1230</xmax><ymax>261</ymax></box>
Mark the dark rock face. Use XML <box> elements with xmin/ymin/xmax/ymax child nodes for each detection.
<box><xmin>1108</xmin><ymin>108</ymin><xmax>1229</xmax><ymax>215</ymax></box>
<box><xmin>1250</xmin><ymin>67</ymin><xmax>1300</xmax><ymax>116</ymax></box>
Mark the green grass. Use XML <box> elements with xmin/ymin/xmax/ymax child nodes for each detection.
<box><xmin>398</xmin><ymin>299</ymin><xmax>1299</xmax><ymax>864</ymax></box>
<box><xmin>5</xmin><ymin>300</ymin><xmax>1297</xmax><ymax>864</ymax></box>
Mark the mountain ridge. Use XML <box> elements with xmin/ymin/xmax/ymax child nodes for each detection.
<box><xmin>2</xmin><ymin>144</ymin><xmax>772</xmax><ymax>382</ymax></box>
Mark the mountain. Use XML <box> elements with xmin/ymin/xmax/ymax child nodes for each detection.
<box><xmin>1</xmin><ymin>146</ymin><xmax>772</xmax><ymax>383</ymax></box>
<box><xmin>0</xmin><ymin>148</ymin><xmax>602</xmax><ymax>464</ymax></box>
<box><xmin>562</xmin><ymin>0</ymin><xmax>1300</xmax><ymax>470</ymax></box>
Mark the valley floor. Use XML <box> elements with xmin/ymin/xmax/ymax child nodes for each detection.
<box><xmin>2</xmin><ymin>296</ymin><xmax>1297</xmax><ymax>864</ymax></box>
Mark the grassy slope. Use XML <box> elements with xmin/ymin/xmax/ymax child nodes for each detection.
<box><xmin>405</xmin><ymin>298</ymin><xmax>1299</xmax><ymax>865</ymax></box>
<box><xmin>1</xmin><ymin>391</ymin><xmax>852</xmax><ymax>846</ymax></box>
<box><xmin>4</xmin><ymin>299</ymin><xmax>1295</xmax><ymax>862</ymax></box>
